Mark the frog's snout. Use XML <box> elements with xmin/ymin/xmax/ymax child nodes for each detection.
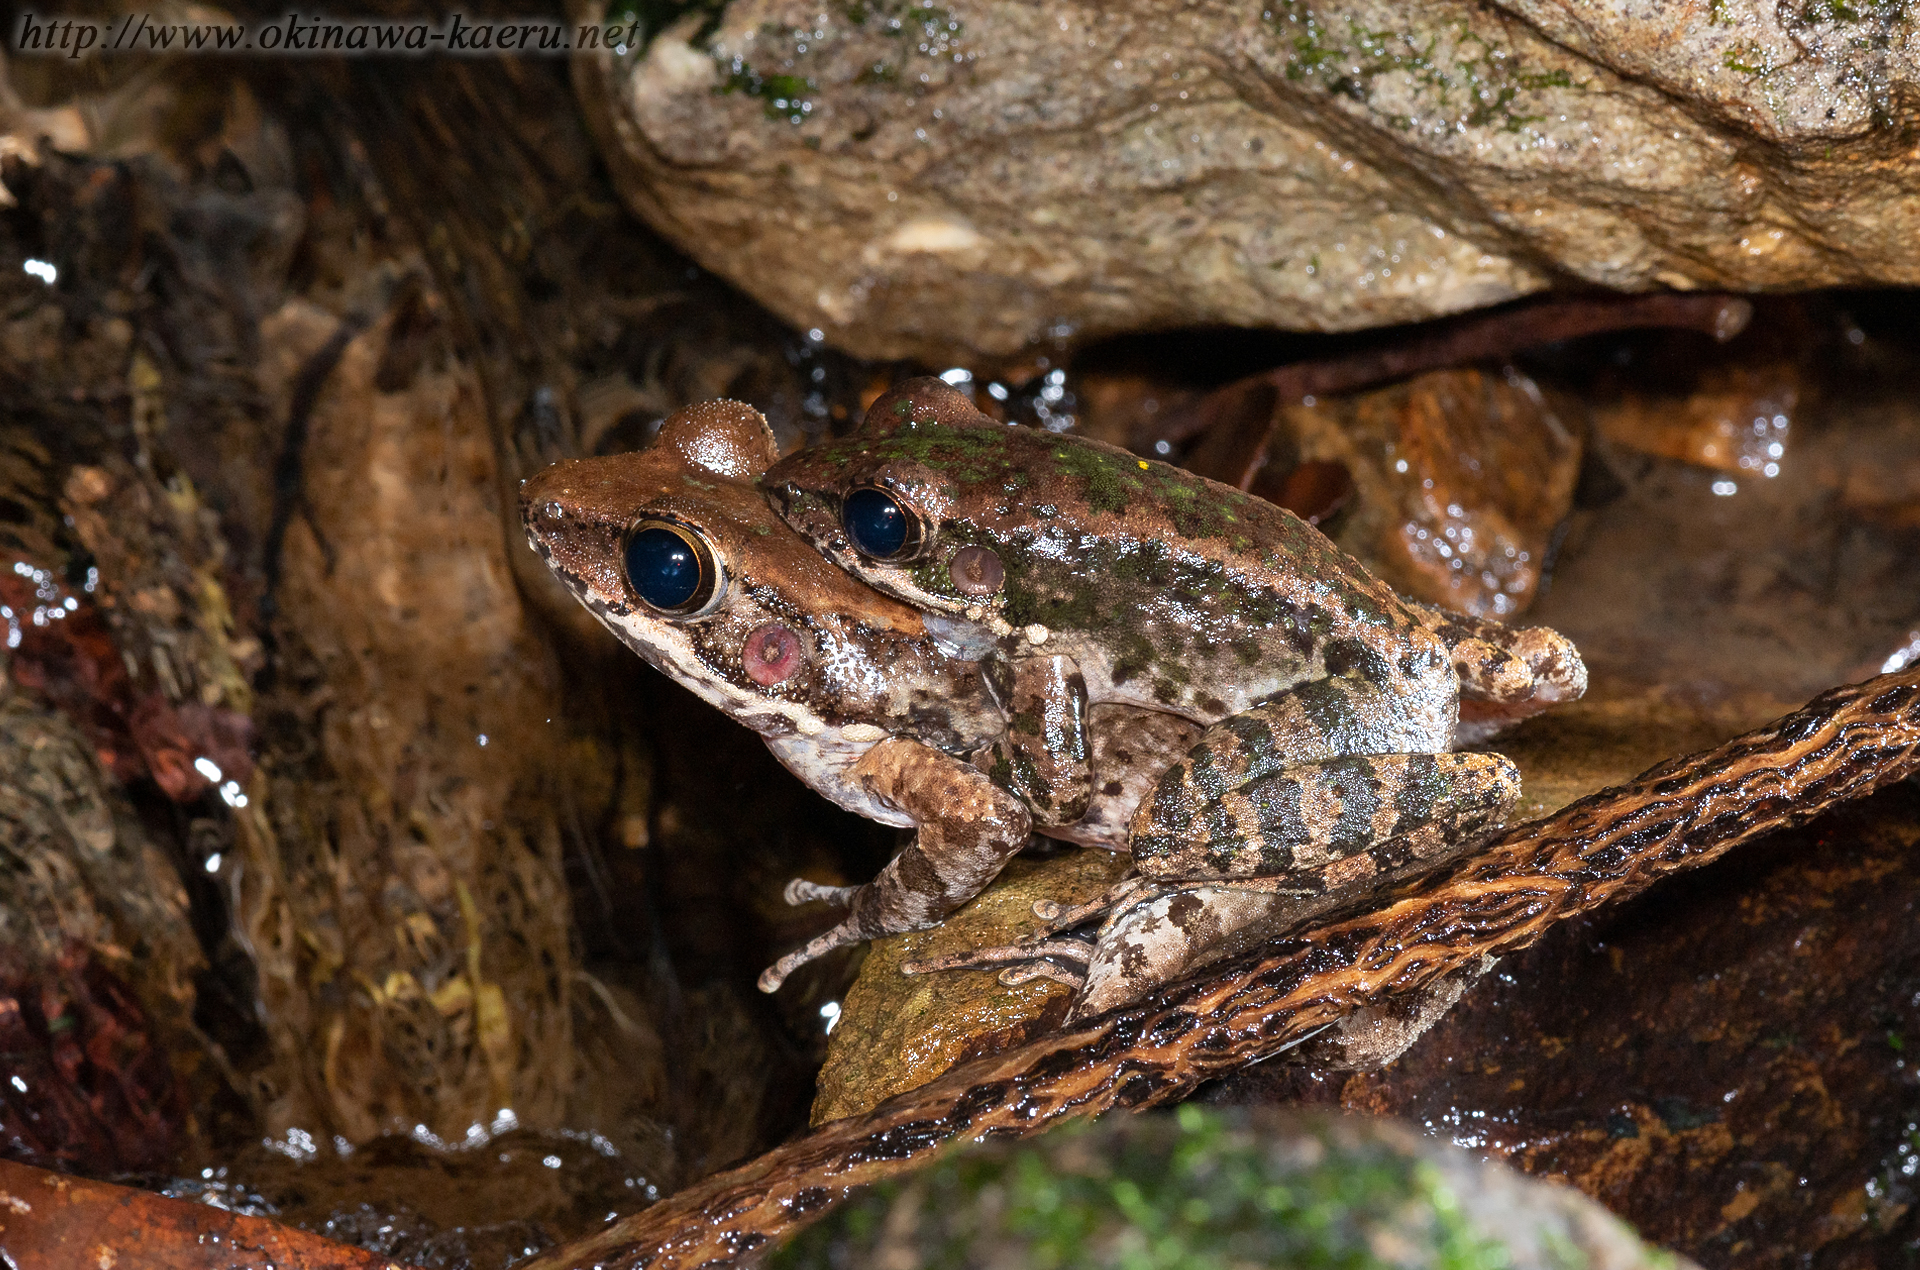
<box><xmin>518</xmin><ymin>466</ymin><xmax>580</xmax><ymax>540</ymax></box>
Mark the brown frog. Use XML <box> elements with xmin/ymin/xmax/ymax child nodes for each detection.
<box><xmin>519</xmin><ymin>400</ymin><xmax>1198</xmax><ymax>992</ymax></box>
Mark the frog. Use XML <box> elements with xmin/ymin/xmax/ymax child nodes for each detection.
<box><xmin>519</xmin><ymin>398</ymin><xmax>1205</xmax><ymax>993</ymax></box>
<box><xmin>763</xmin><ymin>378</ymin><xmax>1584</xmax><ymax>924</ymax></box>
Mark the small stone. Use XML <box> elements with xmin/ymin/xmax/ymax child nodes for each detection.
<box><xmin>811</xmin><ymin>850</ymin><xmax>1131</xmax><ymax>1125</ymax></box>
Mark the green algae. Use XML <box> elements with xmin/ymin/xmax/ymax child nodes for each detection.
<box><xmin>1264</xmin><ymin>0</ymin><xmax>1582</xmax><ymax>135</ymax></box>
<box><xmin>769</xmin><ymin>1105</ymin><xmax>1531</xmax><ymax>1269</ymax></box>
<box><xmin>708</xmin><ymin>0</ymin><xmax>964</xmax><ymax>126</ymax></box>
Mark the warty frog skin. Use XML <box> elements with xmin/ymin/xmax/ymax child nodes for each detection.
<box><xmin>764</xmin><ymin>379</ymin><xmax>1585</xmax><ymax>918</ymax></box>
<box><xmin>518</xmin><ymin>400</ymin><xmax>1198</xmax><ymax>992</ymax></box>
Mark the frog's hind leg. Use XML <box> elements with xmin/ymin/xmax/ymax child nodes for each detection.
<box><xmin>1131</xmin><ymin>750</ymin><xmax>1519</xmax><ymax>884</ymax></box>
<box><xmin>1127</xmin><ymin>676</ymin><xmax>1454</xmax><ymax>867</ymax></box>
<box><xmin>1069</xmin><ymin>881</ymin><xmax>1315</xmax><ymax>1021</ymax></box>
<box><xmin>758</xmin><ymin>737</ymin><xmax>1033</xmax><ymax>993</ymax></box>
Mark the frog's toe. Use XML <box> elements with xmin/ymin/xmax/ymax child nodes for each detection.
<box><xmin>1511</xmin><ymin>627</ymin><xmax>1588</xmax><ymax>704</ymax></box>
<box><xmin>760</xmin><ymin>916</ymin><xmax>870</xmax><ymax>992</ymax></box>
<box><xmin>784</xmin><ymin>878</ymin><xmax>859</xmax><ymax>908</ymax></box>
<box><xmin>904</xmin><ymin>932</ymin><xmax>1097</xmax><ymax>994</ymax></box>
<box><xmin>1031</xmin><ymin>876</ymin><xmax>1152</xmax><ymax>936</ymax></box>
<box><xmin>999</xmin><ymin>962</ymin><xmax>1086</xmax><ymax>989</ymax></box>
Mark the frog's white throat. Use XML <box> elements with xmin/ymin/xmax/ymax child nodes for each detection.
<box><xmin>586</xmin><ymin>593</ymin><xmax>917</xmax><ymax>828</ymax></box>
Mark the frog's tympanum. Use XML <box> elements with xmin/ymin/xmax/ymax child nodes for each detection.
<box><xmin>519</xmin><ymin>401</ymin><xmax>1199</xmax><ymax>993</ymax></box>
<box><xmin>763</xmin><ymin>378</ymin><xmax>1588</xmax><ymax>1016</ymax></box>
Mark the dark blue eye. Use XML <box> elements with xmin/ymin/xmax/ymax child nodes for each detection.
<box><xmin>842</xmin><ymin>487</ymin><xmax>918</xmax><ymax>560</ymax></box>
<box><xmin>625</xmin><ymin>520</ymin><xmax>719</xmax><ymax>614</ymax></box>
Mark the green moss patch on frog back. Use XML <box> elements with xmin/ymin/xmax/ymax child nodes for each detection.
<box><xmin>867</xmin><ymin>417</ymin><xmax>1021</xmax><ymax>491</ymax></box>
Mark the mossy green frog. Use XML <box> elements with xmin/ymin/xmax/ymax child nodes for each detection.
<box><xmin>765</xmin><ymin>379</ymin><xmax>1584</xmax><ymax>908</ymax></box>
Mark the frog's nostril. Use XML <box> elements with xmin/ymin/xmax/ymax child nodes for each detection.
<box><xmin>743</xmin><ymin>623</ymin><xmax>806</xmax><ymax>686</ymax></box>
<box><xmin>949</xmin><ymin>545</ymin><xmax>1004</xmax><ymax>596</ymax></box>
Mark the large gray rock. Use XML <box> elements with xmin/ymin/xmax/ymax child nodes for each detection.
<box><xmin>575</xmin><ymin>0</ymin><xmax>1919</xmax><ymax>364</ymax></box>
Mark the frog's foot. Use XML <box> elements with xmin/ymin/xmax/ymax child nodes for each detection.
<box><xmin>901</xmin><ymin>935</ymin><xmax>1094</xmax><ymax>991</ymax></box>
<box><xmin>783</xmin><ymin>878</ymin><xmax>860</xmax><ymax>908</ymax></box>
<box><xmin>901</xmin><ymin>935</ymin><xmax>1093</xmax><ymax>977</ymax></box>
<box><xmin>758</xmin><ymin>920</ymin><xmax>863</xmax><ymax>994</ymax></box>
<box><xmin>1131</xmin><ymin>750</ymin><xmax>1520</xmax><ymax>884</ymax></box>
<box><xmin>1408</xmin><ymin>601</ymin><xmax>1588</xmax><ymax>741</ymax></box>
<box><xmin>1503</xmin><ymin>626</ymin><xmax>1588</xmax><ymax>706</ymax></box>
<box><xmin>1069</xmin><ymin>882</ymin><xmax>1311</xmax><ymax>1021</ymax></box>
<box><xmin>1030</xmin><ymin>874</ymin><xmax>1156</xmax><ymax>937</ymax></box>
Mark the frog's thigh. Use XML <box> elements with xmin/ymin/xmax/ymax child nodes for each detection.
<box><xmin>757</xmin><ymin>738</ymin><xmax>1033</xmax><ymax>993</ymax></box>
<box><xmin>988</xmin><ymin>653</ymin><xmax>1092</xmax><ymax>826</ymax></box>
<box><xmin>1129</xmin><ymin>678</ymin><xmax>1445</xmax><ymax>853</ymax></box>
<box><xmin>1132</xmin><ymin>751</ymin><xmax>1518</xmax><ymax>881</ymax></box>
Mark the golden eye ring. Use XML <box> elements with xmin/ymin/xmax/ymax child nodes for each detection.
<box><xmin>623</xmin><ymin>516</ymin><xmax>726</xmax><ymax>617</ymax></box>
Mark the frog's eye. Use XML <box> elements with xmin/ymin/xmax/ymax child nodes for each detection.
<box><xmin>624</xmin><ymin>517</ymin><xmax>725</xmax><ymax>616</ymax></box>
<box><xmin>841</xmin><ymin>486</ymin><xmax>923</xmax><ymax>561</ymax></box>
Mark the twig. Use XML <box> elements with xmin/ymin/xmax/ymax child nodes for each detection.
<box><xmin>527</xmin><ymin>666</ymin><xmax>1920</xmax><ymax>1270</ymax></box>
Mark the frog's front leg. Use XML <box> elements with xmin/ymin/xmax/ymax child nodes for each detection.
<box><xmin>758</xmin><ymin>737</ymin><xmax>1033</xmax><ymax>993</ymax></box>
<box><xmin>983</xmin><ymin>653</ymin><xmax>1092</xmax><ymax>826</ymax></box>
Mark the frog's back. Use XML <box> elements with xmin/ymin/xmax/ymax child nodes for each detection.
<box><xmin>764</xmin><ymin>380</ymin><xmax>1458</xmax><ymax>745</ymax></box>
<box><xmin>963</xmin><ymin>427</ymin><xmax>1447</xmax><ymax>719</ymax></box>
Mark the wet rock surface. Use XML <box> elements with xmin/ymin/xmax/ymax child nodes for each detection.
<box><xmin>157</xmin><ymin>1125</ymin><xmax>670</xmax><ymax>1267</ymax></box>
<box><xmin>1269</xmin><ymin>365</ymin><xmax>1583</xmax><ymax>619</ymax></box>
<box><xmin>1217</xmin><ymin>783</ymin><xmax>1920</xmax><ymax>1267</ymax></box>
<box><xmin>579</xmin><ymin>0</ymin><xmax>1920</xmax><ymax>364</ymax></box>
<box><xmin>0</xmin><ymin>1158</ymin><xmax>407</xmax><ymax>1270</ymax></box>
<box><xmin>810</xmin><ymin>848</ymin><xmax>1130</xmax><ymax>1125</ymax></box>
<box><xmin>773</xmin><ymin>1106</ymin><xmax>1693</xmax><ymax>1268</ymax></box>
